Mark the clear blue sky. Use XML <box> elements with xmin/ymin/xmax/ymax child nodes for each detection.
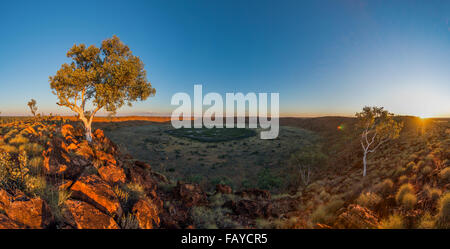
<box><xmin>0</xmin><ymin>0</ymin><xmax>449</xmax><ymax>117</ymax></box>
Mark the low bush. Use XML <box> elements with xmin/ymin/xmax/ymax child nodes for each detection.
<box><xmin>356</xmin><ymin>192</ymin><xmax>382</xmax><ymax>209</ymax></box>
<box><xmin>396</xmin><ymin>183</ymin><xmax>414</xmax><ymax>204</ymax></box>
<box><xmin>379</xmin><ymin>214</ymin><xmax>404</xmax><ymax>229</ymax></box>
<box><xmin>435</xmin><ymin>192</ymin><xmax>450</xmax><ymax>228</ymax></box>
<box><xmin>439</xmin><ymin>167</ymin><xmax>450</xmax><ymax>183</ymax></box>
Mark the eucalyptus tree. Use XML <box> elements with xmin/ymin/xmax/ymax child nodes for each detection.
<box><xmin>50</xmin><ymin>36</ymin><xmax>155</xmax><ymax>141</ymax></box>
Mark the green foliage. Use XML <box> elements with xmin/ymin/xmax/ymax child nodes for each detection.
<box><xmin>356</xmin><ymin>106</ymin><xmax>403</xmax><ymax>177</ymax></box>
<box><xmin>257</xmin><ymin>168</ymin><xmax>281</xmax><ymax>190</ymax></box>
<box><xmin>49</xmin><ymin>36</ymin><xmax>156</xmax><ymax>139</ymax></box>
<box><xmin>379</xmin><ymin>214</ymin><xmax>404</xmax><ymax>229</ymax></box>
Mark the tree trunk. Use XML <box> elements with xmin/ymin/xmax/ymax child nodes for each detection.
<box><xmin>85</xmin><ymin>124</ymin><xmax>92</xmax><ymax>142</ymax></box>
<box><xmin>363</xmin><ymin>151</ymin><xmax>367</xmax><ymax>177</ymax></box>
<box><xmin>81</xmin><ymin>118</ymin><xmax>93</xmax><ymax>142</ymax></box>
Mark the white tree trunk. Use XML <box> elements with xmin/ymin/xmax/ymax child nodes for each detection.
<box><xmin>363</xmin><ymin>151</ymin><xmax>367</xmax><ymax>177</ymax></box>
<box><xmin>85</xmin><ymin>123</ymin><xmax>93</xmax><ymax>142</ymax></box>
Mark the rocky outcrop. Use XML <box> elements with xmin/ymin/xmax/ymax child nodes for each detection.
<box><xmin>70</xmin><ymin>174</ymin><xmax>123</xmax><ymax>217</ymax></box>
<box><xmin>216</xmin><ymin>184</ymin><xmax>232</xmax><ymax>195</ymax></box>
<box><xmin>173</xmin><ymin>182</ymin><xmax>208</xmax><ymax>207</ymax></box>
<box><xmin>98</xmin><ymin>163</ymin><xmax>126</xmax><ymax>185</ymax></box>
<box><xmin>333</xmin><ymin>204</ymin><xmax>380</xmax><ymax>229</ymax></box>
<box><xmin>132</xmin><ymin>198</ymin><xmax>160</xmax><ymax>229</ymax></box>
<box><xmin>63</xmin><ymin>200</ymin><xmax>119</xmax><ymax>229</ymax></box>
<box><xmin>0</xmin><ymin>189</ymin><xmax>53</xmax><ymax>229</ymax></box>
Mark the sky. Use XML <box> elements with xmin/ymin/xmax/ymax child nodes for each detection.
<box><xmin>0</xmin><ymin>0</ymin><xmax>449</xmax><ymax>117</ymax></box>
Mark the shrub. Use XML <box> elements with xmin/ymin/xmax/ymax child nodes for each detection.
<box><xmin>396</xmin><ymin>183</ymin><xmax>414</xmax><ymax>204</ymax></box>
<box><xmin>310</xmin><ymin>198</ymin><xmax>344</xmax><ymax>225</ymax></box>
<box><xmin>24</xmin><ymin>175</ymin><xmax>47</xmax><ymax>196</ymax></box>
<box><xmin>439</xmin><ymin>167</ymin><xmax>450</xmax><ymax>183</ymax></box>
<box><xmin>435</xmin><ymin>193</ymin><xmax>450</xmax><ymax>228</ymax></box>
<box><xmin>421</xmin><ymin>166</ymin><xmax>432</xmax><ymax>175</ymax></box>
<box><xmin>28</xmin><ymin>156</ymin><xmax>43</xmax><ymax>174</ymax></box>
<box><xmin>379</xmin><ymin>214</ymin><xmax>404</xmax><ymax>229</ymax></box>
<box><xmin>401</xmin><ymin>193</ymin><xmax>417</xmax><ymax>210</ymax></box>
<box><xmin>0</xmin><ymin>145</ymin><xmax>18</xmax><ymax>154</ymax></box>
<box><xmin>19</xmin><ymin>143</ymin><xmax>44</xmax><ymax>157</ymax></box>
<box><xmin>398</xmin><ymin>175</ymin><xmax>408</xmax><ymax>184</ymax></box>
<box><xmin>417</xmin><ymin>212</ymin><xmax>435</xmax><ymax>229</ymax></box>
<box><xmin>9</xmin><ymin>135</ymin><xmax>29</xmax><ymax>145</ymax></box>
<box><xmin>405</xmin><ymin>161</ymin><xmax>415</xmax><ymax>172</ymax></box>
<box><xmin>356</xmin><ymin>192</ymin><xmax>382</xmax><ymax>209</ymax></box>
<box><xmin>423</xmin><ymin>185</ymin><xmax>441</xmax><ymax>202</ymax></box>
<box><xmin>191</xmin><ymin>206</ymin><xmax>239</xmax><ymax>229</ymax></box>
<box><xmin>374</xmin><ymin>179</ymin><xmax>394</xmax><ymax>195</ymax></box>
<box><xmin>119</xmin><ymin>214</ymin><xmax>140</xmax><ymax>229</ymax></box>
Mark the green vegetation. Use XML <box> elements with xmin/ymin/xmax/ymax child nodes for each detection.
<box><xmin>166</xmin><ymin>127</ymin><xmax>257</xmax><ymax>142</ymax></box>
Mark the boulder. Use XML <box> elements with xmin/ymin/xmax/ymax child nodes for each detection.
<box><xmin>64</xmin><ymin>200</ymin><xmax>119</xmax><ymax>229</ymax></box>
<box><xmin>70</xmin><ymin>174</ymin><xmax>123</xmax><ymax>217</ymax></box>
<box><xmin>61</xmin><ymin>124</ymin><xmax>75</xmax><ymax>138</ymax></box>
<box><xmin>173</xmin><ymin>182</ymin><xmax>207</xmax><ymax>207</ymax></box>
<box><xmin>128</xmin><ymin>165</ymin><xmax>158</xmax><ymax>195</ymax></box>
<box><xmin>5</xmin><ymin>196</ymin><xmax>53</xmax><ymax>229</ymax></box>
<box><xmin>43</xmin><ymin>137</ymin><xmax>89</xmax><ymax>178</ymax></box>
<box><xmin>98</xmin><ymin>163</ymin><xmax>126</xmax><ymax>185</ymax></box>
<box><xmin>134</xmin><ymin>161</ymin><xmax>152</xmax><ymax>170</ymax></box>
<box><xmin>216</xmin><ymin>184</ymin><xmax>232</xmax><ymax>195</ymax></box>
<box><xmin>0</xmin><ymin>214</ymin><xmax>23</xmax><ymax>229</ymax></box>
<box><xmin>333</xmin><ymin>204</ymin><xmax>380</xmax><ymax>229</ymax></box>
<box><xmin>95</xmin><ymin>150</ymin><xmax>117</xmax><ymax>166</ymax></box>
<box><xmin>132</xmin><ymin>198</ymin><xmax>160</xmax><ymax>229</ymax></box>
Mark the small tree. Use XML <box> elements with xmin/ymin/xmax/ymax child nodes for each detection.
<box><xmin>27</xmin><ymin>99</ymin><xmax>38</xmax><ymax>117</ymax></box>
<box><xmin>356</xmin><ymin>106</ymin><xmax>403</xmax><ymax>177</ymax></box>
<box><xmin>289</xmin><ymin>145</ymin><xmax>326</xmax><ymax>187</ymax></box>
<box><xmin>49</xmin><ymin>36</ymin><xmax>155</xmax><ymax>141</ymax></box>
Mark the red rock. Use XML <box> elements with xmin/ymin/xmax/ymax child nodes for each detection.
<box><xmin>333</xmin><ymin>204</ymin><xmax>380</xmax><ymax>229</ymax></box>
<box><xmin>215</xmin><ymin>184</ymin><xmax>232</xmax><ymax>195</ymax></box>
<box><xmin>98</xmin><ymin>164</ymin><xmax>126</xmax><ymax>184</ymax></box>
<box><xmin>64</xmin><ymin>200</ymin><xmax>119</xmax><ymax>229</ymax></box>
<box><xmin>70</xmin><ymin>174</ymin><xmax>123</xmax><ymax>217</ymax></box>
<box><xmin>95</xmin><ymin>150</ymin><xmax>117</xmax><ymax>166</ymax></box>
<box><xmin>0</xmin><ymin>214</ymin><xmax>23</xmax><ymax>229</ymax></box>
<box><xmin>6</xmin><ymin>196</ymin><xmax>53</xmax><ymax>229</ymax></box>
<box><xmin>134</xmin><ymin>161</ymin><xmax>152</xmax><ymax>170</ymax></box>
<box><xmin>173</xmin><ymin>182</ymin><xmax>207</xmax><ymax>207</ymax></box>
<box><xmin>132</xmin><ymin>198</ymin><xmax>160</xmax><ymax>229</ymax></box>
<box><xmin>93</xmin><ymin>129</ymin><xmax>105</xmax><ymax>140</ymax></box>
<box><xmin>129</xmin><ymin>165</ymin><xmax>157</xmax><ymax>194</ymax></box>
<box><xmin>61</xmin><ymin>124</ymin><xmax>75</xmax><ymax>138</ymax></box>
